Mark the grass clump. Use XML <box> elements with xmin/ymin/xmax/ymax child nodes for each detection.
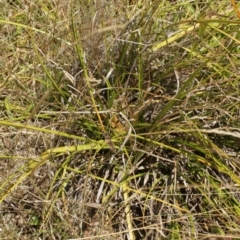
<box><xmin>1</xmin><ymin>0</ymin><xmax>240</xmax><ymax>239</ymax></box>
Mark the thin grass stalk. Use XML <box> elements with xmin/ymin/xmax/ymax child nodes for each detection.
<box><xmin>151</xmin><ymin>61</ymin><xmax>208</xmax><ymax>128</ymax></box>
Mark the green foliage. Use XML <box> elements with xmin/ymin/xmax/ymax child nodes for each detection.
<box><xmin>1</xmin><ymin>0</ymin><xmax>240</xmax><ymax>239</ymax></box>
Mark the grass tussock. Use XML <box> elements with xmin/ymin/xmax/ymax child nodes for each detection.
<box><xmin>1</xmin><ymin>0</ymin><xmax>240</xmax><ymax>239</ymax></box>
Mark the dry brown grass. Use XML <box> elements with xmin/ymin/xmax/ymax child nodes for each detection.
<box><xmin>1</xmin><ymin>0</ymin><xmax>240</xmax><ymax>239</ymax></box>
